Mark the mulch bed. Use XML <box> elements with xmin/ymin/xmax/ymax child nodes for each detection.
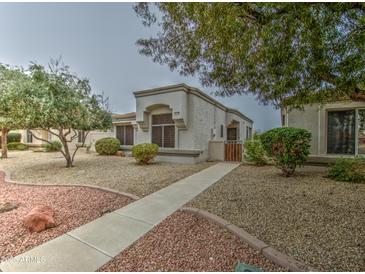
<box><xmin>98</xmin><ymin>211</ymin><xmax>284</xmax><ymax>272</ymax></box>
<box><xmin>0</xmin><ymin>171</ymin><xmax>132</xmax><ymax>260</ymax></box>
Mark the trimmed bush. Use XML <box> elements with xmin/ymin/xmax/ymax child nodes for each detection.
<box><xmin>7</xmin><ymin>132</ymin><xmax>22</xmax><ymax>143</ymax></box>
<box><xmin>95</xmin><ymin>137</ymin><xmax>120</xmax><ymax>155</ymax></box>
<box><xmin>328</xmin><ymin>157</ymin><xmax>365</xmax><ymax>183</ymax></box>
<box><xmin>132</xmin><ymin>143</ymin><xmax>159</xmax><ymax>164</ymax></box>
<box><xmin>7</xmin><ymin>142</ymin><xmax>28</xmax><ymax>151</ymax></box>
<box><xmin>261</xmin><ymin>127</ymin><xmax>311</xmax><ymax>176</ymax></box>
<box><xmin>45</xmin><ymin>141</ymin><xmax>63</xmax><ymax>152</ymax></box>
<box><xmin>8</xmin><ymin>142</ymin><xmax>21</xmax><ymax>150</ymax></box>
<box><xmin>16</xmin><ymin>143</ymin><xmax>29</xmax><ymax>151</ymax></box>
<box><xmin>244</xmin><ymin>134</ymin><xmax>267</xmax><ymax>166</ymax></box>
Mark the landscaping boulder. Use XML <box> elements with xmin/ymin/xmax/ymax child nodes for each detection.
<box><xmin>23</xmin><ymin>205</ymin><xmax>55</xmax><ymax>232</ymax></box>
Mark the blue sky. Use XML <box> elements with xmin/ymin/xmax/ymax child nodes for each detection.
<box><xmin>0</xmin><ymin>2</ymin><xmax>280</xmax><ymax>131</ymax></box>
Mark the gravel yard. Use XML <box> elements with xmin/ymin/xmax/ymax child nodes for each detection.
<box><xmin>0</xmin><ymin>171</ymin><xmax>132</xmax><ymax>259</ymax></box>
<box><xmin>98</xmin><ymin>211</ymin><xmax>284</xmax><ymax>272</ymax></box>
<box><xmin>0</xmin><ymin>151</ymin><xmax>212</xmax><ymax>197</ymax></box>
<box><xmin>188</xmin><ymin>164</ymin><xmax>365</xmax><ymax>271</ymax></box>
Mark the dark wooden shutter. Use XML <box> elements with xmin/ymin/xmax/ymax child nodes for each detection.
<box><xmin>152</xmin><ymin>126</ymin><xmax>163</xmax><ymax>147</ymax></box>
<box><xmin>78</xmin><ymin>131</ymin><xmax>85</xmax><ymax>143</ymax></box>
<box><xmin>116</xmin><ymin>126</ymin><xmax>125</xmax><ymax>144</ymax></box>
<box><xmin>163</xmin><ymin>126</ymin><xmax>175</xmax><ymax>148</ymax></box>
<box><xmin>26</xmin><ymin>130</ymin><xmax>33</xmax><ymax>143</ymax></box>
<box><xmin>125</xmin><ymin>125</ymin><xmax>134</xmax><ymax>145</ymax></box>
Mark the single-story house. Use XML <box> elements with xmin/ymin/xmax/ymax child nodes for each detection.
<box><xmin>114</xmin><ymin>84</ymin><xmax>253</xmax><ymax>163</ymax></box>
<box><xmin>282</xmin><ymin>100</ymin><xmax>365</xmax><ymax>163</ymax></box>
<box><xmin>16</xmin><ymin>83</ymin><xmax>254</xmax><ymax>163</ymax></box>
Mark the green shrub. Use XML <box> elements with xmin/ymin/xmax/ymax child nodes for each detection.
<box><xmin>328</xmin><ymin>157</ymin><xmax>365</xmax><ymax>183</ymax></box>
<box><xmin>244</xmin><ymin>134</ymin><xmax>267</xmax><ymax>166</ymax></box>
<box><xmin>8</xmin><ymin>142</ymin><xmax>21</xmax><ymax>150</ymax></box>
<box><xmin>45</xmin><ymin>141</ymin><xmax>63</xmax><ymax>152</ymax></box>
<box><xmin>7</xmin><ymin>132</ymin><xmax>22</xmax><ymax>143</ymax></box>
<box><xmin>16</xmin><ymin>143</ymin><xmax>29</xmax><ymax>151</ymax></box>
<box><xmin>132</xmin><ymin>143</ymin><xmax>159</xmax><ymax>164</ymax></box>
<box><xmin>95</xmin><ymin>137</ymin><xmax>120</xmax><ymax>155</ymax></box>
<box><xmin>7</xmin><ymin>142</ymin><xmax>28</xmax><ymax>151</ymax></box>
<box><xmin>261</xmin><ymin>127</ymin><xmax>311</xmax><ymax>176</ymax></box>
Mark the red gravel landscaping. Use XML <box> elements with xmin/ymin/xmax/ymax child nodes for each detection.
<box><xmin>98</xmin><ymin>211</ymin><xmax>284</xmax><ymax>272</ymax></box>
<box><xmin>0</xmin><ymin>172</ymin><xmax>132</xmax><ymax>259</ymax></box>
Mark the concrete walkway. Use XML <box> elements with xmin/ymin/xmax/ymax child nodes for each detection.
<box><xmin>0</xmin><ymin>162</ymin><xmax>239</xmax><ymax>272</ymax></box>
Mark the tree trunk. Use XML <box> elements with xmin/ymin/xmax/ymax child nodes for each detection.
<box><xmin>65</xmin><ymin>155</ymin><xmax>73</xmax><ymax>168</ymax></box>
<box><xmin>60</xmin><ymin>137</ymin><xmax>73</xmax><ymax>168</ymax></box>
<box><xmin>1</xmin><ymin>128</ymin><xmax>9</xmax><ymax>159</ymax></box>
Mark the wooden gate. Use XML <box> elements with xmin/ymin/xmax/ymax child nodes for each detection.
<box><xmin>224</xmin><ymin>141</ymin><xmax>243</xmax><ymax>162</ymax></box>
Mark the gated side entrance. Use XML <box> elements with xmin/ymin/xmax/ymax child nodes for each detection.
<box><xmin>224</xmin><ymin>140</ymin><xmax>243</xmax><ymax>162</ymax></box>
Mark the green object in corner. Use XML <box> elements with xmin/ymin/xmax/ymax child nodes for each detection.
<box><xmin>234</xmin><ymin>262</ymin><xmax>262</xmax><ymax>272</ymax></box>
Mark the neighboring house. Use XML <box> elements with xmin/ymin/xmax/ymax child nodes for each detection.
<box><xmin>16</xmin><ymin>128</ymin><xmax>113</xmax><ymax>149</ymax></box>
<box><xmin>282</xmin><ymin>100</ymin><xmax>365</xmax><ymax>162</ymax></box>
<box><xmin>15</xmin><ymin>83</ymin><xmax>254</xmax><ymax>163</ymax></box>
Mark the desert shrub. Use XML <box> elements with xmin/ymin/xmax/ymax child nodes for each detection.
<box><xmin>132</xmin><ymin>143</ymin><xmax>159</xmax><ymax>164</ymax></box>
<box><xmin>7</xmin><ymin>142</ymin><xmax>28</xmax><ymax>151</ymax></box>
<box><xmin>45</xmin><ymin>141</ymin><xmax>63</xmax><ymax>152</ymax></box>
<box><xmin>261</xmin><ymin>127</ymin><xmax>311</xmax><ymax>176</ymax></box>
<box><xmin>16</xmin><ymin>143</ymin><xmax>29</xmax><ymax>151</ymax></box>
<box><xmin>328</xmin><ymin>157</ymin><xmax>365</xmax><ymax>183</ymax></box>
<box><xmin>244</xmin><ymin>134</ymin><xmax>267</xmax><ymax>166</ymax></box>
<box><xmin>95</xmin><ymin>137</ymin><xmax>120</xmax><ymax>155</ymax></box>
<box><xmin>8</xmin><ymin>142</ymin><xmax>21</xmax><ymax>150</ymax></box>
<box><xmin>7</xmin><ymin>132</ymin><xmax>22</xmax><ymax>143</ymax></box>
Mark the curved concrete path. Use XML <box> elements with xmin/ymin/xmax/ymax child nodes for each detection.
<box><xmin>0</xmin><ymin>162</ymin><xmax>239</xmax><ymax>272</ymax></box>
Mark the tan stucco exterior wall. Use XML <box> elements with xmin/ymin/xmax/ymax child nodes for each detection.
<box><xmin>134</xmin><ymin>84</ymin><xmax>253</xmax><ymax>163</ymax></box>
<box><xmin>285</xmin><ymin>100</ymin><xmax>365</xmax><ymax>156</ymax></box>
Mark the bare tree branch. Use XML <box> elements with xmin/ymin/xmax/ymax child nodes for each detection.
<box><xmin>30</xmin><ymin>129</ymin><xmax>67</xmax><ymax>158</ymax></box>
<box><xmin>71</xmin><ymin>131</ymin><xmax>89</xmax><ymax>163</ymax></box>
<box><xmin>29</xmin><ymin>130</ymin><xmax>53</xmax><ymax>145</ymax></box>
<box><xmin>69</xmin><ymin>129</ymin><xmax>79</xmax><ymax>142</ymax></box>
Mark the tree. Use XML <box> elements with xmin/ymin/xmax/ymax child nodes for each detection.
<box><xmin>17</xmin><ymin>59</ymin><xmax>112</xmax><ymax>167</ymax></box>
<box><xmin>261</xmin><ymin>127</ymin><xmax>311</xmax><ymax>176</ymax></box>
<box><xmin>134</xmin><ymin>3</ymin><xmax>365</xmax><ymax>108</ymax></box>
<box><xmin>0</xmin><ymin>64</ymin><xmax>28</xmax><ymax>159</ymax></box>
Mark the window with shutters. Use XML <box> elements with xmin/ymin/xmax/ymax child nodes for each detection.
<box><xmin>151</xmin><ymin>114</ymin><xmax>175</xmax><ymax>148</ymax></box>
<box><xmin>116</xmin><ymin>125</ymin><xmax>134</xmax><ymax>145</ymax></box>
